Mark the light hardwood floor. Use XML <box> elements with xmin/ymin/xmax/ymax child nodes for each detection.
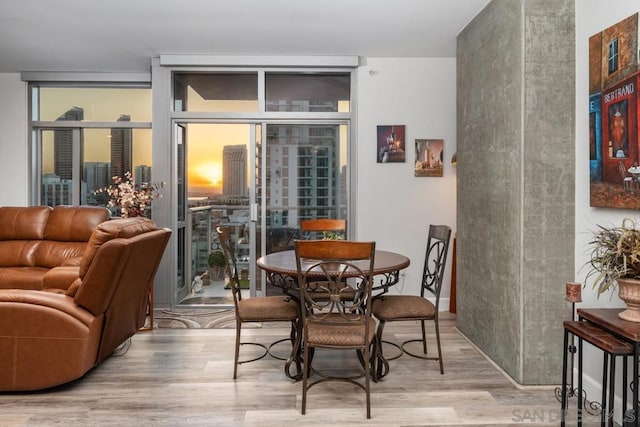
<box><xmin>2</xmin><ymin>314</ymin><xmax>577</xmax><ymax>426</ymax></box>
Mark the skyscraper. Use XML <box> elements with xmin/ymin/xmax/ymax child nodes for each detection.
<box><xmin>110</xmin><ymin>114</ymin><xmax>132</xmax><ymax>178</ymax></box>
<box><xmin>83</xmin><ymin>162</ymin><xmax>111</xmax><ymax>205</ymax></box>
<box><xmin>222</xmin><ymin>145</ymin><xmax>247</xmax><ymax>197</ymax></box>
<box><xmin>134</xmin><ymin>164</ymin><xmax>152</xmax><ymax>184</ymax></box>
<box><xmin>54</xmin><ymin>107</ymin><xmax>83</xmax><ymax>180</ymax></box>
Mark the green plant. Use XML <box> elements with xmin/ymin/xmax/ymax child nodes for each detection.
<box><xmin>586</xmin><ymin>217</ymin><xmax>640</xmax><ymax>296</ymax></box>
<box><xmin>208</xmin><ymin>250</ymin><xmax>226</xmax><ymax>268</ymax></box>
<box><xmin>321</xmin><ymin>231</ymin><xmax>344</xmax><ymax>240</ymax></box>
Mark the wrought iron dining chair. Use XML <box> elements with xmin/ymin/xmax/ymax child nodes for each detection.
<box><xmin>372</xmin><ymin>224</ymin><xmax>451</xmax><ymax>376</ymax></box>
<box><xmin>294</xmin><ymin>239</ymin><xmax>377</xmax><ymax>419</ymax></box>
<box><xmin>216</xmin><ymin>226</ymin><xmax>299</xmax><ymax>379</ymax></box>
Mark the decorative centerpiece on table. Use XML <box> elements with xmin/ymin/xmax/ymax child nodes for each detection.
<box><xmin>585</xmin><ymin>218</ymin><xmax>640</xmax><ymax>322</ymax></box>
<box><xmin>94</xmin><ymin>171</ymin><xmax>163</xmax><ymax>218</ymax></box>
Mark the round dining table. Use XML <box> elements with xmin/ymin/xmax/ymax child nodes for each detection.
<box><xmin>257</xmin><ymin>249</ymin><xmax>410</xmax><ymax>294</ymax></box>
<box><xmin>256</xmin><ymin>249</ymin><xmax>411</xmax><ymax>380</ymax></box>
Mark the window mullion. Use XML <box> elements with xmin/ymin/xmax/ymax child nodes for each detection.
<box><xmin>72</xmin><ymin>129</ymin><xmax>82</xmax><ymax>205</ymax></box>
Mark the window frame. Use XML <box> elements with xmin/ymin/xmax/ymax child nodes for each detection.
<box><xmin>28</xmin><ymin>81</ymin><xmax>152</xmax><ymax>206</ymax></box>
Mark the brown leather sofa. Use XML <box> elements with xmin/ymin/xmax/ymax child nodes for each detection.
<box><xmin>0</xmin><ymin>206</ymin><xmax>171</xmax><ymax>391</ymax></box>
<box><xmin>0</xmin><ymin>205</ymin><xmax>111</xmax><ymax>291</ymax></box>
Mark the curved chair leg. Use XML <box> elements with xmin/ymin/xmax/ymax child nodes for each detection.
<box><xmin>400</xmin><ymin>318</ymin><xmax>444</xmax><ymax>374</ymax></box>
<box><xmin>285</xmin><ymin>320</ymin><xmax>303</xmax><ymax>380</ymax></box>
<box><xmin>301</xmin><ymin>339</ymin><xmax>310</xmax><ymax>415</ymax></box>
<box><xmin>364</xmin><ymin>344</ymin><xmax>371</xmax><ymax>419</ymax></box>
<box><xmin>421</xmin><ymin>319</ymin><xmax>428</xmax><ymax>354</ymax></box>
<box><xmin>434</xmin><ymin>316</ymin><xmax>444</xmax><ymax>374</ymax></box>
<box><xmin>235</xmin><ymin>320</ymin><xmax>271</xmax><ymax>378</ymax></box>
<box><xmin>267</xmin><ymin>337</ymin><xmax>293</xmax><ymax>360</ymax></box>
<box><xmin>234</xmin><ymin>319</ymin><xmax>241</xmax><ymax>379</ymax></box>
<box><xmin>376</xmin><ymin>320</ymin><xmax>392</xmax><ymax>379</ymax></box>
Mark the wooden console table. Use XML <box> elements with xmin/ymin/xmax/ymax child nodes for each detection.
<box><xmin>577</xmin><ymin>308</ymin><xmax>640</xmax><ymax>426</ymax></box>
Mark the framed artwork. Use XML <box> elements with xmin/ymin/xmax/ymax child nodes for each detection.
<box><xmin>377</xmin><ymin>125</ymin><xmax>406</xmax><ymax>163</ymax></box>
<box><xmin>414</xmin><ymin>139</ymin><xmax>444</xmax><ymax>177</ymax></box>
<box><xmin>589</xmin><ymin>13</ymin><xmax>640</xmax><ymax>209</ymax></box>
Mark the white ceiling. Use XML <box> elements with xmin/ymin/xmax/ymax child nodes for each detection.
<box><xmin>0</xmin><ymin>0</ymin><xmax>490</xmax><ymax>73</ymax></box>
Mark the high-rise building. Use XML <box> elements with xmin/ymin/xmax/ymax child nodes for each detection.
<box><xmin>134</xmin><ymin>164</ymin><xmax>152</xmax><ymax>184</ymax></box>
<box><xmin>222</xmin><ymin>145</ymin><xmax>247</xmax><ymax>197</ymax></box>
<box><xmin>110</xmin><ymin>114</ymin><xmax>132</xmax><ymax>178</ymax></box>
<box><xmin>54</xmin><ymin>107</ymin><xmax>83</xmax><ymax>180</ymax></box>
<box><xmin>83</xmin><ymin>162</ymin><xmax>111</xmax><ymax>205</ymax></box>
<box><xmin>42</xmin><ymin>174</ymin><xmax>73</xmax><ymax>207</ymax></box>
<box><xmin>266</xmin><ymin>125</ymin><xmax>339</xmax><ymax>227</ymax></box>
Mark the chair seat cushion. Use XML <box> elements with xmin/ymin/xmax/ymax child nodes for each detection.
<box><xmin>372</xmin><ymin>295</ymin><xmax>435</xmax><ymax>321</ymax></box>
<box><xmin>237</xmin><ymin>296</ymin><xmax>298</xmax><ymax>322</ymax></box>
<box><xmin>306</xmin><ymin>313</ymin><xmax>376</xmax><ymax>347</ymax></box>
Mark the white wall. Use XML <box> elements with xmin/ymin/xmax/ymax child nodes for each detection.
<box><xmin>357</xmin><ymin>58</ymin><xmax>458</xmax><ymax>302</ymax></box>
<box><xmin>575</xmin><ymin>0</ymin><xmax>639</xmax><ymax>414</ymax></box>
<box><xmin>0</xmin><ymin>73</ymin><xmax>28</xmax><ymax>205</ymax></box>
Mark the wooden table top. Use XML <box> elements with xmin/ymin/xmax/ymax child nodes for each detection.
<box><xmin>577</xmin><ymin>308</ymin><xmax>640</xmax><ymax>342</ymax></box>
<box><xmin>256</xmin><ymin>249</ymin><xmax>410</xmax><ymax>277</ymax></box>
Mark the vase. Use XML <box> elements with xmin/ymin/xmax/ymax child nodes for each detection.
<box><xmin>208</xmin><ymin>266</ymin><xmax>225</xmax><ymax>281</ymax></box>
<box><xmin>617</xmin><ymin>278</ymin><xmax>640</xmax><ymax>322</ymax></box>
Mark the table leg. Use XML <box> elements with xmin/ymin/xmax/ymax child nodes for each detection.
<box><xmin>578</xmin><ymin>336</ymin><xmax>583</xmax><ymax>426</ymax></box>
<box><xmin>284</xmin><ymin>317</ymin><xmax>303</xmax><ymax>380</ymax></box>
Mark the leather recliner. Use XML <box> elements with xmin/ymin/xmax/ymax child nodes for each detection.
<box><xmin>0</xmin><ymin>216</ymin><xmax>171</xmax><ymax>391</ymax></box>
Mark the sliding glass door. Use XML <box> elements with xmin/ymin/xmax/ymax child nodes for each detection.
<box><xmin>175</xmin><ymin>121</ymin><xmax>348</xmax><ymax>305</ymax></box>
<box><xmin>169</xmin><ymin>68</ymin><xmax>352</xmax><ymax>307</ymax></box>
<box><xmin>258</xmin><ymin>123</ymin><xmax>348</xmax><ymax>295</ymax></box>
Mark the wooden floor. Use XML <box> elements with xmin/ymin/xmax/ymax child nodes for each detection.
<box><xmin>1</xmin><ymin>314</ymin><xmax>577</xmax><ymax>426</ymax></box>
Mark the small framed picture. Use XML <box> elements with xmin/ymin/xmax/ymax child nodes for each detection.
<box><xmin>377</xmin><ymin>125</ymin><xmax>406</xmax><ymax>163</ymax></box>
<box><xmin>414</xmin><ymin>139</ymin><xmax>444</xmax><ymax>177</ymax></box>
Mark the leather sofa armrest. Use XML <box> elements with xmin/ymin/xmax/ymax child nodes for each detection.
<box><xmin>43</xmin><ymin>266</ymin><xmax>80</xmax><ymax>291</ymax></box>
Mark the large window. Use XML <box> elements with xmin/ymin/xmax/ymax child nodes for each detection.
<box><xmin>608</xmin><ymin>38</ymin><xmax>619</xmax><ymax>75</ymax></box>
<box><xmin>30</xmin><ymin>84</ymin><xmax>152</xmax><ymax>212</ymax></box>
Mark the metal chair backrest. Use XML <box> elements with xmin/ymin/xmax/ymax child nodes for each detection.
<box><xmin>216</xmin><ymin>226</ymin><xmax>242</xmax><ymax>306</ymax></box>
<box><xmin>294</xmin><ymin>239</ymin><xmax>375</xmax><ymax>325</ymax></box>
<box><xmin>420</xmin><ymin>225</ymin><xmax>452</xmax><ymax>310</ymax></box>
<box><xmin>300</xmin><ymin>218</ymin><xmax>346</xmax><ymax>240</ymax></box>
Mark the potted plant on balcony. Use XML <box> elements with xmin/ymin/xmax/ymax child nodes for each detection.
<box><xmin>586</xmin><ymin>217</ymin><xmax>640</xmax><ymax>322</ymax></box>
<box><xmin>208</xmin><ymin>250</ymin><xmax>226</xmax><ymax>282</ymax></box>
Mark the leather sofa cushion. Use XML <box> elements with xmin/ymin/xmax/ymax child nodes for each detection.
<box><xmin>0</xmin><ymin>267</ymin><xmax>48</xmax><ymax>290</ymax></box>
<box><xmin>43</xmin><ymin>266</ymin><xmax>80</xmax><ymax>291</ymax></box>
<box><xmin>34</xmin><ymin>241</ymin><xmax>87</xmax><ymax>268</ymax></box>
<box><xmin>0</xmin><ymin>206</ymin><xmax>51</xmax><ymax>240</ymax></box>
<box><xmin>79</xmin><ymin>217</ymin><xmax>158</xmax><ymax>278</ymax></box>
<box><xmin>0</xmin><ymin>241</ymin><xmax>40</xmax><ymax>267</ymax></box>
<box><xmin>44</xmin><ymin>206</ymin><xmax>110</xmax><ymax>242</ymax></box>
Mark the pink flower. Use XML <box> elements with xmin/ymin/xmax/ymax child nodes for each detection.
<box><xmin>94</xmin><ymin>171</ymin><xmax>163</xmax><ymax>218</ymax></box>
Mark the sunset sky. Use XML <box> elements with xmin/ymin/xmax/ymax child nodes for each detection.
<box><xmin>40</xmin><ymin>87</ymin><xmax>346</xmax><ymax>195</ymax></box>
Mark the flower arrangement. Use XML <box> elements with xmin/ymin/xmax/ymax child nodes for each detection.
<box><xmin>585</xmin><ymin>217</ymin><xmax>640</xmax><ymax>296</ymax></box>
<box><xmin>94</xmin><ymin>171</ymin><xmax>163</xmax><ymax>218</ymax></box>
